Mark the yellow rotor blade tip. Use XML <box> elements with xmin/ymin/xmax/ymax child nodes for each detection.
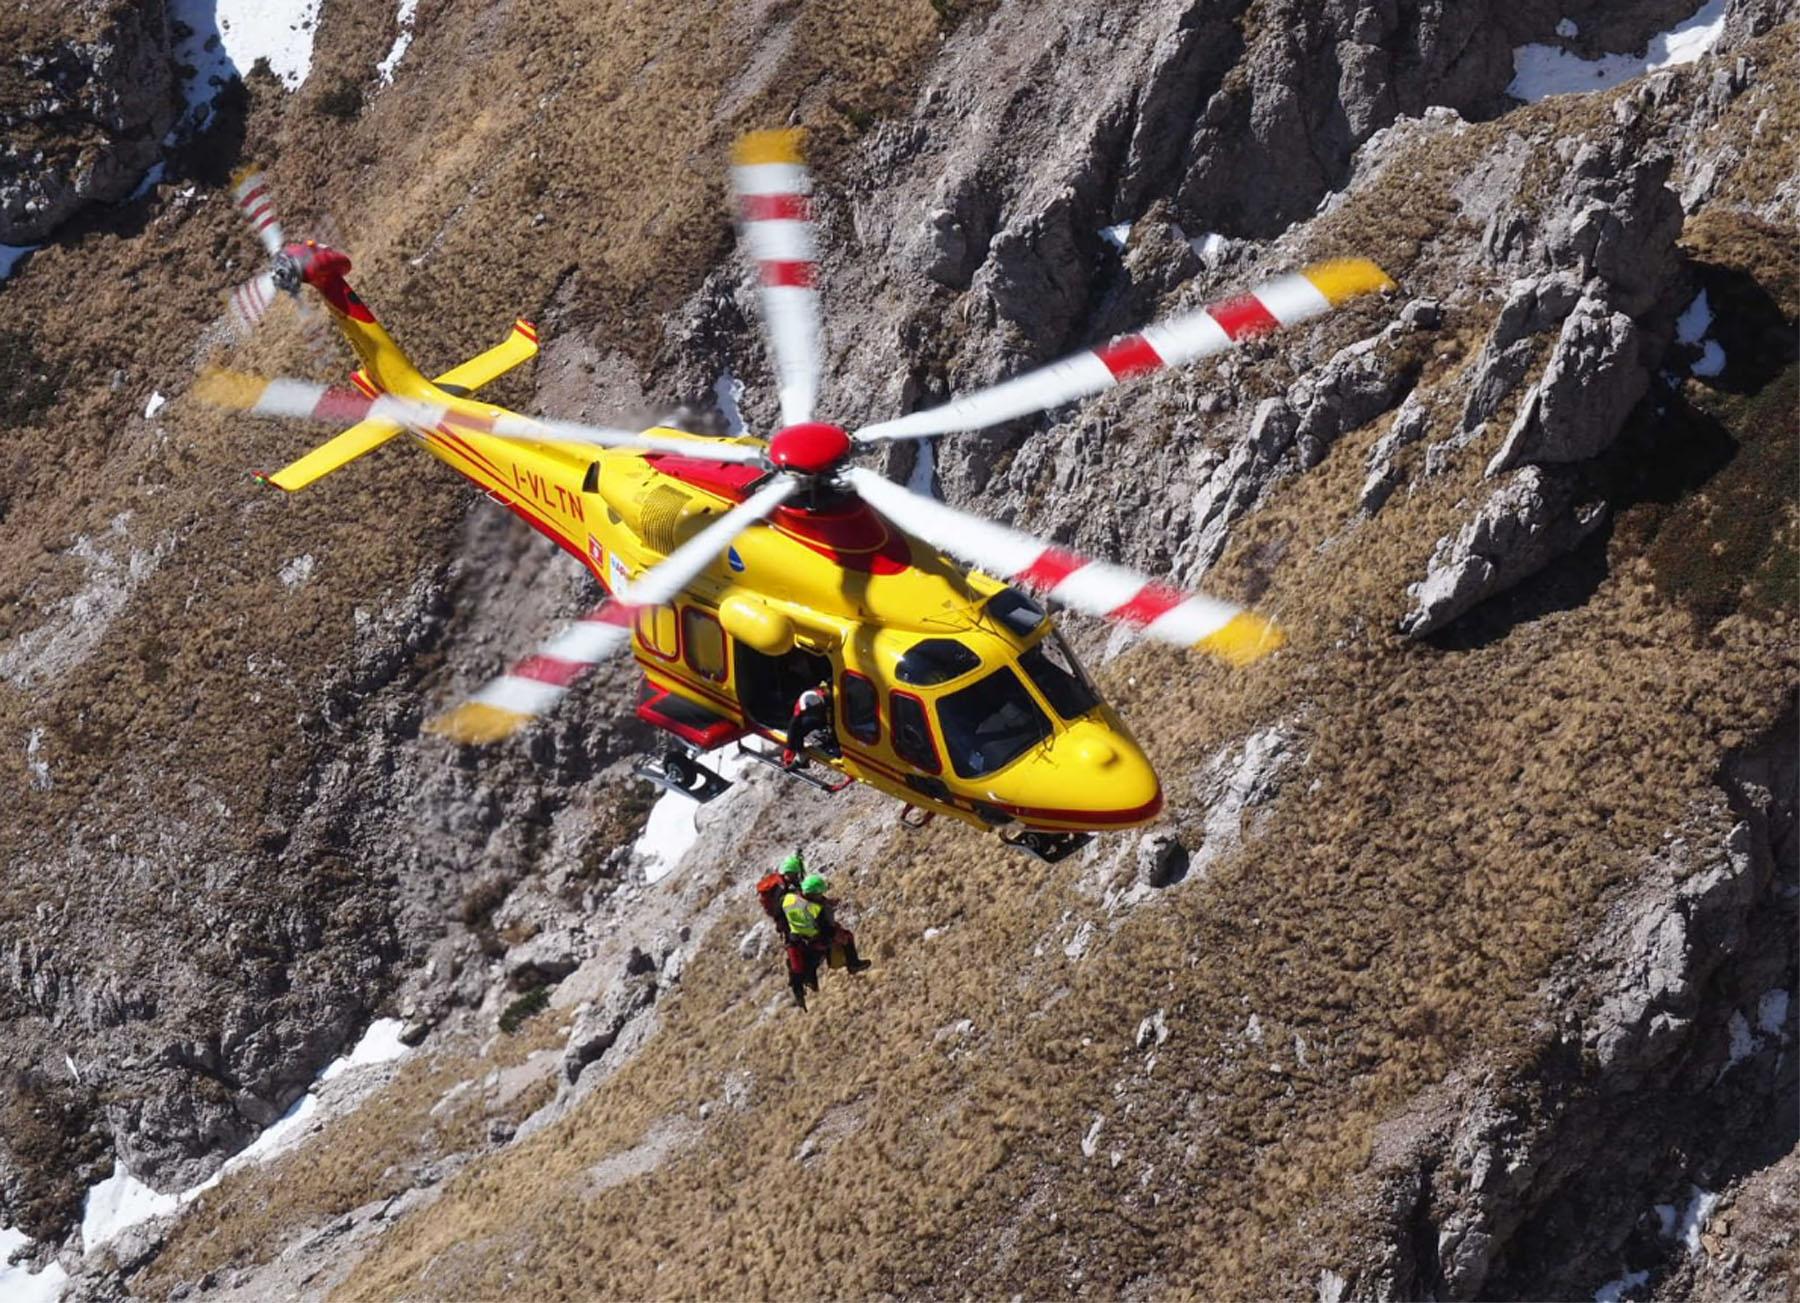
<box><xmin>1303</xmin><ymin>258</ymin><xmax>1397</xmax><ymax>304</ymax></box>
<box><xmin>733</xmin><ymin>129</ymin><xmax>805</xmax><ymax>167</ymax></box>
<box><xmin>427</xmin><ymin>702</ymin><xmax>533</xmax><ymax>745</ymax></box>
<box><xmin>1197</xmin><ymin>612</ymin><xmax>1286</xmax><ymax>667</ymax></box>
<box><xmin>193</xmin><ymin>368</ymin><xmax>268</xmax><ymax>410</ymax></box>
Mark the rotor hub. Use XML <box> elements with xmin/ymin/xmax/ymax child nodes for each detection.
<box><xmin>767</xmin><ymin>422</ymin><xmax>851</xmax><ymax>476</ymax></box>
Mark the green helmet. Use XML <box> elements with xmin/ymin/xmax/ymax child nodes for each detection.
<box><xmin>800</xmin><ymin>872</ymin><xmax>828</xmax><ymax>896</ymax></box>
<box><xmin>780</xmin><ymin>852</ymin><xmax>805</xmax><ymax>875</ymax></box>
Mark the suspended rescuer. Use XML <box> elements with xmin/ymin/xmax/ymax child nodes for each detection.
<box><xmin>757</xmin><ymin>851</ymin><xmax>869</xmax><ymax>1010</ymax></box>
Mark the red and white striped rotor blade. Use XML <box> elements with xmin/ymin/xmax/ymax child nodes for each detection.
<box><xmin>231</xmin><ymin>167</ymin><xmax>286</xmax><ymax>257</ymax></box>
<box><xmin>430</xmin><ymin>475</ymin><xmax>800</xmax><ymax>742</ymax></box>
<box><xmin>855</xmin><ymin>258</ymin><xmax>1395</xmax><ymax>443</ymax></box>
<box><xmin>731</xmin><ymin>130</ymin><xmax>821</xmax><ymax>428</ymax></box>
<box><xmin>192</xmin><ymin>369</ymin><xmax>769</xmax><ymax>464</ymax></box>
<box><xmin>844</xmin><ymin>466</ymin><xmax>1282</xmax><ymax>666</ymax></box>
<box><xmin>227</xmin><ymin>270</ymin><xmax>281</xmax><ymax>338</ymax></box>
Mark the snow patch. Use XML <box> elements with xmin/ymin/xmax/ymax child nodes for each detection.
<box><xmin>1593</xmin><ymin>1269</ymin><xmax>1648</xmax><ymax>1302</ymax></box>
<box><xmin>0</xmin><ymin>244</ymin><xmax>38</xmax><ymax>284</ymax></box>
<box><xmin>81</xmin><ymin>1170</ymin><xmax>179</xmax><ymax>1252</ymax></box>
<box><xmin>636</xmin><ymin>749</ymin><xmax>755</xmax><ymax>884</ymax></box>
<box><xmin>1556</xmin><ymin>17</ymin><xmax>1580</xmax><ymax>38</ymax></box>
<box><xmin>1675</xmin><ymin>290</ymin><xmax>1728</xmax><ymax>377</ymax></box>
<box><xmin>143</xmin><ymin>390</ymin><xmax>166</xmax><ymax>419</ymax></box>
<box><xmin>0</xmin><ymin>1226</ymin><xmax>68</xmax><ymax>1303</ymax></box>
<box><xmin>1098</xmin><ymin>222</ymin><xmax>1132</xmax><ymax>251</ymax></box>
<box><xmin>128</xmin><ymin>162</ymin><xmax>167</xmax><ymax>202</ymax></box>
<box><xmin>1756</xmin><ymin>988</ymin><xmax>1789</xmax><ymax>1037</ymax></box>
<box><xmin>320</xmin><ymin>1018</ymin><xmax>410</xmax><ymax>1080</ymax></box>
<box><xmin>1676</xmin><ymin>290</ymin><xmax>1713</xmax><ymax>345</ymax></box>
<box><xmin>1506</xmin><ymin>0</ymin><xmax>1726</xmax><ymax>101</ymax></box>
<box><xmin>377</xmin><ymin>0</ymin><xmax>421</xmax><ymax>84</ymax></box>
<box><xmin>1188</xmin><ymin>230</ymin><xmax>1229</xmax><ymax>266</ymax></box>
<box><xmin>168</xmin><ymin>0</ymin><xmax>320</xmax><ymax>136</ymax></box>
<box><xmin>1675</xmin><ymin>1185</ymin><xmax>1719</xmax><ymax>1253</ymax></box>
<box><xmin>1726</xmin><ymin>1010</ymin><xmax>1755</xmax><ymax>1065</ymax></box>
<box><xmin>714</xmin><ymin>370</ymin><xmax>747</xmax><ymax>437</ymax></box>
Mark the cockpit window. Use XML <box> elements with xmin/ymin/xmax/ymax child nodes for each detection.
<box><xmin>896</xmin><ymin>638</ymin><xmax>982</xmax><ymax>686</ymax></box>
<box><xmin>1020</xmin><ymin>631</ymin><xmax>1098</xmax><ymax>720</ymax></box>
<box><xmin>986</xmin><ymin>586</ymin><xmax>1045</xmax><ymax>638</ymax></box>
<box><xmin>936</xmin><ymin>668</ymin><xmax>1052</xmax><ymax>779</ymax></box>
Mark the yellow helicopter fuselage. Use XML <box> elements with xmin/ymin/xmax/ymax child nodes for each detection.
<box><xmin>264</xmin><ymin>261</ymin><xmax>1163</xmax><ymax>835</ymax></box>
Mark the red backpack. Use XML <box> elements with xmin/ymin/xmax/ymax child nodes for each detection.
<box><xmin>756</xmin><ymin>872</ymin><xmax>790</xmax><ymax>925</ymax></box>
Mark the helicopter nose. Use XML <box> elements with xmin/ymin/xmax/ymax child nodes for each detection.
<box><xmin>1049</xmin><ymin>721</ymin><xmax>1162</xmax><ymax>824</ymax></box>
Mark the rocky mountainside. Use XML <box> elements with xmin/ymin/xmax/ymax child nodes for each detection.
<box><xmin>0</xmin><ymin>0</ymin><xmax>1794</xmax><ymax>1298</ymax></box>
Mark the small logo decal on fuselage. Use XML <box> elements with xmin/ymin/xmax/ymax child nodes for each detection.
<box><xmin>727</xmin><ymin>547</ymin><xmax>745</xmax><ymax>573</ymax></box>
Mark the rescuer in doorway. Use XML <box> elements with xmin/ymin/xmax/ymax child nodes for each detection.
<box><xmin>780</xmin><ymin>869</ymin><xmax>870</xmax><ymax>1010</ymax></box>
<box><xmin>782</xmin><ymin>679</ymin><xmax>840</xmax><ymax>769</ymax></box>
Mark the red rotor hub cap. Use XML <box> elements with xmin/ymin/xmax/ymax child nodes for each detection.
<box><xmin>767</xmin><ymin>422</ymin><xmax>851</xmax><ymax>476</ymax></box>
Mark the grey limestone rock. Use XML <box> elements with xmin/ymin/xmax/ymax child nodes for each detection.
<box><xmin>561</xmin><ymin>971</ymin><xmax>656</xmax><ymax>1086</ymax></box>
<box><xmin>1485</xmin><ymin>295</ymin><xmax>1649</xmax><ymax>475</ymax></box>
<box><xmin>1399</xmin><ymin>467</ymin><xmax>1606</xmax><ymax>638</ymax></box>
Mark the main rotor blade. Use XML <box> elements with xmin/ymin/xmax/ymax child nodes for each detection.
<box><xmin>194</xmin><ymin>369</ymin><xmax>769</xmax><ymax>464</ymax></box>
<box><xmin>854</xmin><ymin>259</ymin><xmax>1394</xmax><ymax>443</ymax></box>
<box><xmin>430</xmin><ymin>474</ymin><xmax>800</xmax><ymax>742</ymax></box>
<box><xmin>845</xmin><ymin>466</ymin><xmax>1282</xmax><ymax>666</ymax></box>
<box><xmin>731</xmin><ymin>130</ymin><xmax>822</xmax><ymax>428</ymax></box>
<box><xmin>232</xmin><ymin>168</ymin><xmax>286</xmax><ymax>257</ymax></box>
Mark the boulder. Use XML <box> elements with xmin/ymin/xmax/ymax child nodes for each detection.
<box><xmin>1485</xmin><ymin>296</ymin><xmax>1649</xmax><ymax>475</ymax></box>
<box><xmin>561</xmin><ymin>972</ymin><xmax>656</xmax><ymax>1086</ymax></box>
<box><xmin>1399</xmin><ymin>467</ymin><xmax>1607</xmax><ymax>638</ymax></box>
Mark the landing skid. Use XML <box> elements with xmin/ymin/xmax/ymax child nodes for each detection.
<box><xmin>632</xmin><ymin>748</ymin><xmax>734</xmax><ymax>804</ymax></box>
<box><xmin>736</xmin><ymin>739</ymin><xmax>855</xmax><ymax>793</ymax></box>
<box><xmin>1001</xmin><ymin>828</ymin><xmax>1095</xmax><ymax>863</ymax></box>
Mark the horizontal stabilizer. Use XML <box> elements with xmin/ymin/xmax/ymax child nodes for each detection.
<box><xmin>254</xmin><ymin>320</ymin><xmax>541</xmax><ymax>491</ymax></box>
<box><xmin>258</xmin><ymin>416</ymin><xmax>405</xmax><ymax>491</ymax></box>
<box><xmin>431</xmin><ymin>319</ymin><xmax>540</xmax><ymax>398</ymax></box>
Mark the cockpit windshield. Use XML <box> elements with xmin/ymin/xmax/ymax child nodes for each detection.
<box><xmin>935</xmin><ymin>667</ymin><xmax>1052</xmax><ymax>779</ymax></box>
<box><xmin>1019</xmin><ymin>630</ymin><xmax>1098</xmax><ymax>720</ymax></box>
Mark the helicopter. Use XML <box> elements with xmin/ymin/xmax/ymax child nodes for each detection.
<box><xmin>199</xmin><ymin>131</ymin><xmax>1393</xmax><ymax>862</ymax></box>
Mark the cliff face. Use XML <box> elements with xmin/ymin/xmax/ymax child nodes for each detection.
<box><xmin>0</xmin><ymin>0</ymin><xmax>1794</xmax><ymax>1298</ymax></box>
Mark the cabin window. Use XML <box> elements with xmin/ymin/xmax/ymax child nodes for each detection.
<box><xmin>895</xmin><ymin>638</ymin><xmax>981</xmax><ymax>686</ymax></box>
<box><xmin>936</xmin><ymin>668</ymin><xmax>1051</xmax><ymax>779</ymax></box>
<box><xmin>889</xmin><ymin>691</ymin><xmax>940</xmax><ymax>774</ymax></box>
<box><xmin>986</xmin><ymin>586</ymin><xmax>1046</xmax><ymax>637</ymax></box>
<box><xmin>840</xmin><ymin>671</ymin><xmax>880</xmax><ymax>744</ymax></box>
<box><xmin>635</xmin><ymin>606</ymin><xmax>680</xmax><ymax>661</ymax></box>
<box><xmin>1020</xmin><ymin>631</ymin><xmax>1098</xmax><ymax>720</ymax></box>
<box><xmin>681</xmin><ymin>607</ymin><xmax>728</xmax><ymax>682</ymax></box>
